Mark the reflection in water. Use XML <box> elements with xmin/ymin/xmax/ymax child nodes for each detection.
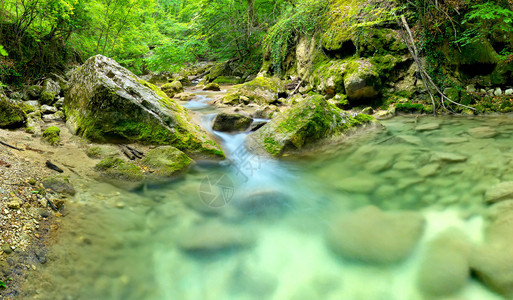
<box><xmin>21</xmin><ymin>105</ymin><xmax>513</xmax><ymax>299</ymax></box>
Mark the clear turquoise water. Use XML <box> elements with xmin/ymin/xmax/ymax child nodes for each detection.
<box><xmin>21</xmin><ymin>95</ymin><xmax>513</xmax><ymax>299</ymax></box>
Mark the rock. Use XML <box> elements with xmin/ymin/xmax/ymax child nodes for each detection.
<box><xmin>232</xmin><ymin>190</ymin><xmax>292</xmax><ymax>216</ymax></box>
<box><xmin>64</xmin><ymin>55</ymin><xmax>223</xmax><ymax>158</ymax></box>
<box><xmin>26</xmin><ymin>112</ymin><xmax>42</xmax><ymax>135</ymax></box>
<box><xmin>176</xmin><ymin>221</ymin><xmax>254</xmax><ymax>253</ymax></box>
<box><xmin>344</xmin><ymin>60</ymin><xmax>381</xmax><ymax>103</ymax></box>
<box><xmin>470</xmin><ymin>200</ymin><xmax>513</xmax><ymax>297</ymax></box>
<box><xmin>203</xmin><ymin>83</ymin><xmax>221</xmax><ymax>91</ymax></box>
<box><xmin>22</xmin><ymin>85</ymin><xmax>41</xmax><ymax>100</ymax></box>
<box><xmin>213</xmin><ymin>76</ymin><xmax>241</xmax><ymax>85</ymax></box>
<box><xmin>212</xmin><ymin>113</ymin><xmax>253</xmax><ymax>132</ymax></box>
<box><xmin>7</xmin><ymin>197</ymin><xmax>23</xmax><ymax>209</ymax></box>
<box><xmin>337</xmin><ymin>176</ymin><xmax>380</xmax><ymax>193</ymax></box>
<box><xmin>326</xmin><ymin>206</ymin><xmax>425</xmax><ymax>264</ymax></box>
<box><xmin>494</xmin><ymin>87</ymin><xmax>503</xmax><ymax>96</ymax></box>
<box><xmin>505</xmin><ymin>89</ymin><xmax>513</xmax><ymax>96</ymax></box>
<box><xmin>40</xmin><ymin>104</ymin><xmax>58</xmax><ymax>114</ymax></box>
<box><xmin>247</xmin><ymin>94</ymin><xmax>376</xmax><ymax>156</ymax></box>
<box><xmin>396</xmin><ymin>135</ymin><xmax>422</xmax><ymax>145</ymax></box>
<box><xmin>95</xmin><ymin>157</ymin><xmax>144</xmax><ymax>182</ymax></box>
<box><xmin>42</xmin><ymin>111</ymin><xmax>64</xmax><ymax>121</ymax></box>
<box><xmin>173</xmin><ymin>92</ymin><xmax>195</xmax><ymax>101</ymax></box>
<box><xmin>416</xmin><ymin>230</ymin><xmax>471</xmax><ymax>297</ymax></box>
<box><xmin>222</xmin><ymin>76</ymin><xmax>285</xmax><ymax>105</ymax></box>
<box><xmin>38</xmin><ymin>208</ymin><xmax>51</xmax><ymax>218</ymax></box>
<box><xmin>205</xmin><ymin>61</ymin><xmax>232</xmax><ymax>82</ymax></box>
<box><xmin>361</xmin><ymin>107</ymin><xmax>374</xmax><ymax>115</ymax></box>
<box><xmin>415</xmin><ymin>123</ymin><xmax>440</xmax><ymax>131</ymax></box>
<box><xmin>86</xmin><ymin>145</ymin><xmax>119</xmax><ymax>159</ymax></box>
<box><xmin>40</xmin><ymin>78</ymin><xmax>61</xmax><ymax>105</ymax></box>
<box><xmin>160</xmin><ymin>80</ymin><xmax>183</xmax><ymax>98</ymax></box>
<box><xmin>466</xmin><ymin>84</ymin><xmax>477</xmax><ymax>93</ymax></box>
<box><xmin>485</xmin><ymin>182</ymin><xmax>513</xmax><ymax>204</ymax></box>
<box><xmin>42</xmin><ymin>175</ymin><xmax>76</xmax><ymax>196</ymax></box>
<box><xmin>416</xmin><ymin>163</ymin><xmax>440</xmax><ymax>177</ymax></box>
<box><xmin>431</xmin><ymin>152</ymin><xmax>467</xmax><ymax>163</ymax></box>
<box><xmin>252</xmin><ymin>105</ymin><xmax>279</xmax><ymax>119</ymax></box>
<box><xmin>141</xmin><ymin>146</ymin><xmax>193</xmax><ymax>177</ymax></box>
<box><xmin>467</xmin><ymin>126</ymin><xmax>498</xmax><ymax>139</ymax></box>
<box><xmin>439</xmin><ymin>137</ymin><xmax>468</xmax><ymax>144</ymax></box>
<box><xmin>42</xmin><ymin>126</ymin><xmax>60</xmax><ymax>146</ymax></box>
<box><xmin>0</xmin><ymin>93</ymin><xmax>26</xmax><ymax>128</ymax></box>
<box><xmin>1</xmin><ymin>244</ymin><xmax>12</xmax><ymax>254</ymax></box>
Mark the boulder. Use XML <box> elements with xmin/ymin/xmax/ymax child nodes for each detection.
<box><xmin>247</xmin><ymin>94</ymin><xmax>376</xmax><ymax>156</ymax></box>
<box><xmin>160</xmin><ymin>80</ymin><xmax>183</xmax><ymax>98</ymax></box>
<box><xmin>416</xmin><ymin>230</ymin><xmax>471</xmax><ymax>297</ymax></box>
<box><xmin>222</xmin><ymin>76</ymin><xmax>285</xmax><ymax>105</ymax></box>
<box><xmin>471</xmin><ymin>200</ymin><xmax>513</xmax><ymax>297</ymax></box>
<box><xmin>344</xmin><ymin>60</ymin><xmax>381</xmax><ymax>103</ymax></box>
<box><xmin>40</xmin><ymin>78</ymin><xmax>61</xmax><ymax>105</ymax></box>
<box><xmin>141</xmin><ymin>146</ymin><xmax>193</xmax><ymax>177</ymax></box>
<box><xmin>173</xmin><ymin>92</ymin><xmax>195</xmax><ymax>101</ymax></box>
<box><xmin>0</xmin><ymin>93</ymin><xmax>26</xmax><ymax>128</ymax></box>
<box><xmin>232</xmin><ymin>190</ymin><xmax>293</xmax><ymax>217</ymax></box>
<box><xmin>326</xmin><ymin>206</ymin><xmax>425</xmax><ymax>264</ymax></box>
<box><xmin>212</xmin><ymin>113</ymin><xmax>253</xmax><ymax>132</ymax></box>
<box><xmin>205</xmin><ymin>61</ymin><xmax>232</xmax><ymax>82</ymax></box>
<box><xmin>203</xmin><ymin>83</ymin><xmax>221</xmax><ymax>91</ymax></box>
<box><xmin>42</xmin><ymin>175</ymin><xmax>76</xmax><ymax>196</ymax></box>
<box><xmin>22</xmin><ymin>85</ymin><xmax>41</xmax><ymax>100</ymax></box>
<box><xmin>42</xmin><ymin>126</ymin><xmax>60</xmax><ymax>146</ymax></box>
<box><xmin>64</xmin><ymin>55</ymin><xmax>223</xmax><ymax>158</ymax></box>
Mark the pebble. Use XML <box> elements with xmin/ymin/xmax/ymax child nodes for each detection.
<box><xmin>7</xmin><ymin>197</ymin><xmax>23</xmax><ymax>209</ymax></box>
<box><xmin>2</xmin><ymin>244</ymin><xmax>13</xmax><ymax>254</ymax></box>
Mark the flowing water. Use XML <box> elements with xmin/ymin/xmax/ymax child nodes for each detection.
<box><xmin>20</xmin><ymin>90</ymin><xmax>513</xmax><ymax>300</ymax></box>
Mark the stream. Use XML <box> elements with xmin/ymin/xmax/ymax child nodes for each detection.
<box><xmin>20</xmin><ymin>88</ymin><xmax>513</xmax><ymax>300</ymax></box>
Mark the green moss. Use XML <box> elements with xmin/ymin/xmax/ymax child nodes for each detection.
<box><xmin>395</xmin><ymin>103</ymin><xmax>427</xmax><ymax>113</ymax></box>
<box><xmin>141</xmin><ymin>146</ymin><xmax>193</xmax><ymax>176</ymax></box>
<box><xmin>160</xmin><ymin>81</ymin><xmax>183</xmax><ymax>98</ymax></box>
<box><xmin>42</xmin><ymin>126</ymin><xmax>60</xmax><ymax>146</ymax></box>
<box><xmin>95</xmin><ymin>157</ymin><xmax>144</xmax><ymax>181</ymax></box>
<box><xmin>0</xmin><ymin>94</ymin><xmax>26</xmax><ymax>128</ymax></box>
<box><xmin>86</xmin><ymin>146</ymin><xmax>102</xmax><ymax>158</ymax></box>
<box><xmin>40</xmin><ymin>91</ymin><xmax>56</xmax><ymax>105</ymax></box>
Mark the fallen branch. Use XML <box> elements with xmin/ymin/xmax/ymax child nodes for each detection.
<box><xmin>45</xmin><ymin>160</ymin><xmax>64</xmax><ymax>173</ymax></box>
<box><xmin>0</xmin><ymin>140</ymin><xmax>24</xmax><ymax>151</ymax></box>
<box><xmin>124</xmin><ymin>145</ymin><xmax>144</xmax><ymax>159</ymax></box>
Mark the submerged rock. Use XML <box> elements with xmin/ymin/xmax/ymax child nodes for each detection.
<box><xmin>415</xmin><ymin>123</ymin><xmax>440</xmax><ymax>131</ymax></box>
<box><xmin>232</xmin><ymin>190</ymin><xmax>292</xmax><ymax>217</ymax></box>
<box><xmin>176</xmin><ymin>221</ymin><xmax>254</xmax><ymax>253</ymax></box>
<box><xmin>64</xmin><ymin>55</ymin><xmax>223</xmax><ymax>158</ymax></box>
<box><xmin>471</xmin><ymin>200</ymin><xmax>513</xmax><ymax>297</ymax></box>
<box><xmin>326</xmin><ymin>206</ymin><xmax>425</xmax><ymax>264</ymax></box>
<box><xmin>212</xmin><ymin>112</ymin><xmax>253</xmax><ymax>132</ymax></box>
<box><xmin>0</xmin><ymin>93</ymin><xmax>26</xmax><ymax>128</ymax></box>
<box><xmin>247</xmin><ymin>94</ymin><xmax>376</xmax><ymax>156</ymax></box>
<box><xmin>95</xmin><ymin>157</ymin><xmax>144</xmax><ymax>182</ymax></box>
<box><xmin>42</xmin><ymin>175</ymin><xmax>76</xmax><ymax>196</ymax></box>
<box><xmin>430</xmin><ymin>152</ymin><xmax>467</xmax><ymax>163</ymax></box>
<box><xmin>467</xmin><ymin>126</ymin><xmax>498</xmax><ymax>139</ymax></box>
<box><xmin>141</xmin><ymin>146</ymin><xmax>193</xmax><ymax>177</ymax></box>
<box><xmin>416</xmin><ymin>230</ymin><xmax>471</xmax><ymax>297</ymax></box>
<box><xmin>485</xmin><ymin>182</ymin><xmax>513</xmax><ymax>204</ymax></box>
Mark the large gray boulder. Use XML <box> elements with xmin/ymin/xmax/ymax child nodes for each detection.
<box><xmin>40</xmin><ymin>78</ymin><xmax>61</xmax><ymax>105</ymax></box>
<box><xmin>64</xmin><ymin>55</ymin><xmax>223</xmax><ymax>158</ymax></box>
<box><xmin>326</xmin><ymin>206</ymin><xmax>425</xmax><ymax>264</ymax></box>
<box><xmin>247</xmin><ymin>94</ymin><xmax>376</xmax><ymax>156</ymax></box>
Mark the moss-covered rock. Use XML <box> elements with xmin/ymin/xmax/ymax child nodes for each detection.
<box><xmin>205</xmin><ymin>61</ymin><xmax>231</xmax><ymax>82</ymax></box>
<box><xmin>22</xmin><ymin>85</ymin><xmax>41</xmax><ymax>100</ymax></box>
<box><xmin>213</xmin><ymin>76</ymin><xmax>242</xmax><ymax>85</ymax></box>
<box><xmin>64</xmin><ymin>55</ymin><xmax>224</xmax><ymax>159</ymax></box>
<box><xmin>222</xmin><ymin>76</ymin><xmax>285</xmax><ymax>105</ymax></box>
<box><xmin>247</xmin><ymin>94</ymin><xmax>377</xmax><ymax>156</ymax></box>
<box><xmin>42</xmin><ymin>175</ymin><xmax>76</xmax><ymax>196</ymax></box>
<box><xmin>141</xmin><ymin>146</ymin><xmax>193</xmax><ymax>177</ymax></box>
<box><xmin>95</xmin><ymin>157</ymin><xmax>144</xmax><ymax>182</ymax></box>
<box><xmin>40</xmin><ymin>79</ymin><xmax>61</xmax><ymax>105</ymax></box>
<box><xmin>203</xmin><ymin>83</ymin><xmax>221</xmax><ymax>91</ymax></box>
<box><xmin>160</xmin><ymin>80</ymin><xmax>183</xmax><ymax>98</ymax></box>
<box><xmin>212</xmin><ymin>112</ymin><xmax>253</xmax><ymax>132</ymax></box>
<box><xmin>42</xmin><ymin>126</ymin><xmax>61</xmax><ymax>145</ymax></box>
<box><xmin>0</xmin><ymin>93</ymin><xmax>26</xmax><ymax>128</ymax></box>
<box><xmin>344</xmin><ymin>60</ymin><xmax>382</xmax><ymax>103</ymax></box>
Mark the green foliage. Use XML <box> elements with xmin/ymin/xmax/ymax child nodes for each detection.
<box><xmin>0</xmin><ymin>46</ymin><xmax>7</xmax><ymax>57</ymax></box>
<box><xmin>456</xmin><ymin>2</ymin><xmax>513</xmax><ymax>47</ymax></box>
<box><xmin>263</xmin><ymin>0</ymin><xmax>329</xmax><ymax>75</ymax></box>
<box><xmin>0</xmin><ymin>280</ymin><xmax>6</xmax><ymax>289</ymax></box>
